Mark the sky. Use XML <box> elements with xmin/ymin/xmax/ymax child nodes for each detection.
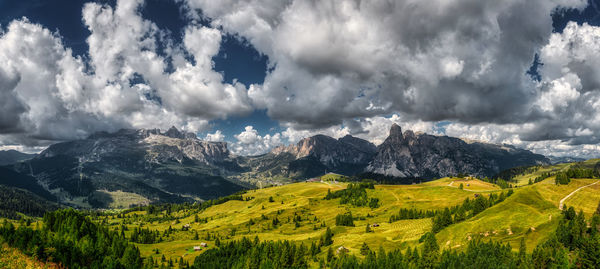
<box><xmin>1</xmin><ymin>0</ymin><xmax>600</xmax><ymax>158</ymax></box>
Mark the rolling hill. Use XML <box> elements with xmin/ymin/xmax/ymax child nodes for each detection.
<box><xmin>0</xmin><ymin>159</ymin><xmax>599</xmax><ymax>268</ymax></box>
<box><xmin>89</xmin><ymin>161</ymin><xmax>599</xmax><ymax>265</ymax></box>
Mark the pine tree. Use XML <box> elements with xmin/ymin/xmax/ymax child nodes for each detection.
<box><xmin>420</xmin><ymin>232</ymin><xmax>439</xmax><ymax>269</ymax></box>
<box><xmin>326</xmin><ymin>247</ymin><xmax>334</xmax><ymax>262</ymax></box>
<box><xmin>322</xmin><ymin>227</ymin><xmax>333</xmax><ymax>246</ymax></box>
<box><xmin>360</xmin><ymin>242</ymin><xmax>370</xmax><ymax>255</ymax></box>
<box><xmin>365</xmin><ymin>223</ymin><xmax>372</xmax><ymax>233</ymax></box>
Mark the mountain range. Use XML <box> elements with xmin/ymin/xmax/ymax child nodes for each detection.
<box><xmin>0</xmin><ymin>124</ymin><xmax>549</xmax><ymax>208</ymax></box>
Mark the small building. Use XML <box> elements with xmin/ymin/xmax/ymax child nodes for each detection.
<box><xmin>200</xmin><ymin>242</ymin><xmax>208</xmax><ymax>247</ymax></box>
<box><xmin>474</xmin><ymin>193</ymin><xmax>480</xmax><ymax>198</ymax></box>
<box><xmin>371</xmin><ymin>223</ymin><xmax>380</xmax><ymax>227</ymax></box>
<box><xmin>193</xmin><ymin>246</ymin><xmax>202</xmax><ymax>251</ymax></box>
<box><xmin>183</xmin><ymin>224</ymin><xmax>191</xmax><ymax>228</ymax></box>
<box><xmin>336</xmin><ymin>246</ymin><xmax>349</xmax><ymax>255</ymax></box>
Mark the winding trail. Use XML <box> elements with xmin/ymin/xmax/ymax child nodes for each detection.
<box><xmin>386</xmin><ymin>189</ymin><xmax>400</xmax><ymax>202</ymax></box>
<box><xmin>559</xmin><ymin>181</ymin><xmax>600</xmax><ymax>210</ymax></box>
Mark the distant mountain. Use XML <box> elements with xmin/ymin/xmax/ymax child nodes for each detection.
<box><xmin>241</xmin><ymin>124</ymin><xmax>550</xmax><ymax>181</ymax></box>
<box><xmin>365</xmin><ymin>124</ymin><xmax>550</xmax><ymax>179</ymax></box>
<box><xmin>7</xmin><ymin>127</ymin><xmax>246</xmax><ymax>208</ymax></box>
<box><xmin>547</xmin><ymin>156</ymin><xmax>586</xmax><ymax>164</ymax></box>
<box><xmin>0</xmin><ymin>124</ymin><xmax>551</xmax><ymax>208</ymax></box>
<box><xmin>0</xmin><ymin>150</ymin><xmax>36</xmax><ymax>165</ymax></box>
<box><xmin>238</xmin><ymin>134</ymin><xmax>377</xmax><ymax>180</ymax></box>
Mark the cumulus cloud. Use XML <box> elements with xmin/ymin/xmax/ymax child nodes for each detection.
<box><xmin>230</xmin><ymin>126</ymin><xmax>282</xmax><ymax>155</ymax></box>
<box><xmin>2</xmin><ymin>0</ymin><xmax>600</xmax><ymax>160</ymax></box>
<box><xmin>205</xmin><ymin>130</ymin><xmax>225</xmax><ymax>142</ymax></box>
<box><xmin>0</xmin><ymin>0</ymin><xmax>252</xmax><ymax>147</ymax></box>
<box><xmin>185</xmin><ymin>0</ymin><xmax>587</xmax><ymax>128</ymax></box>
<box><xmin>181</xmin><ymin>0</ymin><xmax>600</xmax><ymax>158</ymax></box>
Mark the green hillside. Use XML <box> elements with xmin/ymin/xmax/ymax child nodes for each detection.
<box><xmin>1</xmin><ymin>160</ymin><xmax>600</xmax><ymax>268</ymax></box>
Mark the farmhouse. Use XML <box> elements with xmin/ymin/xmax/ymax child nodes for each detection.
<box><xmin>193</xmin><ymin>246</ymin><xmax>202</xmax><ymax>251</ymax></box>
<box><xmin>336</xmin><ymin>246</ymin><xmax>349</xmax><ymax>254</ymax></box>
<box><xmin>200</xmin><ymin>242</ymin><xmax>208</xmax><ymax>247</ymax></box>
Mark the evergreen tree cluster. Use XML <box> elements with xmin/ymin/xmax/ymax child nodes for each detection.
<box><xmin>554</xmin><ymin>166</ymin><xmax>600</xmax><ymax>185</ymax></box>
<box><xmin>533</xmin><ymin>172</ymin><xmax>553</xmax><ymax>183</ymax></box>
<box><xmin>389</xmin><ymin>208</ymin><xmax>437</xmax><ymax>222</ymax></box>
<box><xmin>129</xmin><ymin>227</ymin><xmax>162</xmax><ymax>244</ymax></box>
<box><xmin>494</xmin><ymin>165</ymin><xmax>540</xmax><ymax>182</ymax></box>
<box><xmin>335</xmin><ymin>212</ymin><xmax>355</xmax><ymax>227</ymax></box>
<box><xmin>555</xmin><ymin>167</ymin><xmax>598</xmax><ymax>185</ymax></box>
<box><xmin>0</xmin><ymin>185</ymin><xmax>60</xmax><ymax>219</ymax></box>
<box><xmin>324</xmin><ymin>180</ymin><xmax>378</xmax><ymax>207</ymax></box>
<box><xmin>0</xmin><ymin>208</ymin><xmax>143</xmax><ymax>269</ymax></box>
<box><xmin>555</xmin><ymin>172</ymin><xmax>571</xmax><ymax>185</ymax></box>
<box><xmin>192</xmin><ymin>237</ymin><xmax>308</xmax><ymax>269</ymax></box>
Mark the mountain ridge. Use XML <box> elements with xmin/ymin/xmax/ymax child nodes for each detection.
<box><xmin>0</xmin><ymin>125</ymin><xmax>550</xmax><ymax>208</ymax></box>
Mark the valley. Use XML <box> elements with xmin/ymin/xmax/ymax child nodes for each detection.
<box><xmin>1</xmin><ymin>158</ymin><xmax>599</xmax><ymax>268</ymax></box>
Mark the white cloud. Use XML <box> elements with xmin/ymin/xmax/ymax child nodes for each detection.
<box><xmin>185</xmin><ymin>0</ymin><xmax>588</xmax><ymax>129</ymax></box>
<box><xmin>230</xmin><ymin>126</ymin><xmax>282</xmax><ymax>155</ymax></box>
<box><xmin>0</xmin><ymin>0</ymin><xmax>253</xmax><ymax>147</ymax></box>
<box><xmin>205</xmin><ymin>130</ymin><xmax>225</xmax><ymax>142</ymax></box>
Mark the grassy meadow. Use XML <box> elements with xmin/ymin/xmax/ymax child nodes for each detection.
<box><xmin>92</xmin><ymin>171</ymin><xmax>600</xmax><ymax>265</ymax></box>
<box><xmin>2</xmin><ymin>160</ymin><xmax>599</xmax><ymax>268</ymax></box>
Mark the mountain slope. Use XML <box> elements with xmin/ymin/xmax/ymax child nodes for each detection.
<box><xmin>0</xmin><ymin>166</ymin><xmax>56</xmax><ymax>201</ymax></box>
<box><xmin>0</xmin><ymin>150</ymin><xmax>36</xmax><ymax>165</ymax></box>
<box><xmin>9</xmin><ymin>127</ymin><xmax>246</xmax><ymax>208</ymax></box>
<box><xmin>0</xmin><ymin>184</ymin><xmax>60</xmax><ymax>219</ymax></box>
<box><xmin>366</xmin><ymin>124</ymin><xmax>549</xmax><ymax>179</ymax></box>
<box><xmin>239</xmin><ymin>134</ymin><xmax>377</xmax><ymax>180</ymax></box>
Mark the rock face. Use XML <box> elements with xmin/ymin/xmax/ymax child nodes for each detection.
<box><xmin>12</xmin><ymin>127</ymin><xmax>245</xmax><ymax>208</ymax></box>
<box><xmin>40</xmin><ymin>127</ymin><xmax>230</xmax><ymax>166</ymax></box>
<box><xmin>366</xmin><ymin>124</ymin><xmax>550</xmax><ymax>178</ymax></box>
<box><xmin>263</xmin><ymin>134</ymin><xmax>377</xmax><ymax>178</ymax></box>
<box><xmin>274</xmin><ymin>135</ymin><xmax>377</xmax><ymax>168</ymax></box>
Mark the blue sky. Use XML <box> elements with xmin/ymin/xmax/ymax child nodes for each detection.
<box><xmin>1</xmin><ymin>0</ymin><xmax>600</xmax><ymax>157</ymax></box>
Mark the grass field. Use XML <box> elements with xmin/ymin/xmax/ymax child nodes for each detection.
<box><xmin>3</xmin><ymin>160</ymin><xmax>600</xmax><ymax>267</ymax></box>
<box><xmin>96</xmin><ymin>169</ymin><xmax>600</xmax><ymax>265</ymax></box>
<box><xmin>102</xmin><ymin>177</ymin><xmax>505</xmax><ymax>262</ymax></box>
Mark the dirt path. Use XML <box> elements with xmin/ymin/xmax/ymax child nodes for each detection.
<box><xmin>559</xmin><ymin>181</ymin><xmax>600</xmax><ymax>210</ymax></box>
<box><xmin>448</xmin><ymin>181</ymin><xmax>454</xmax><ymax>187</ymax></box>
<box><xmin>387</xmin><ymin>189</ymin><xmax>401</xmax><ymax>202</ymax></box>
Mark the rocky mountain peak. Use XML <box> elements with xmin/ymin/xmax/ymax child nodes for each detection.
<box><xmin>390</xmin><ymin>123</ymin><xmax>402</xmax><ymax>136</ymax></box>
<box><xmin>384</xmin><ymin>124</ymin><xmax>406</xmax><ymax>145</ymax></box>
<box><xmin>165</xmin><ymin>126</ymin><xmax>184</xmax><ymax>139</ymax></box>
